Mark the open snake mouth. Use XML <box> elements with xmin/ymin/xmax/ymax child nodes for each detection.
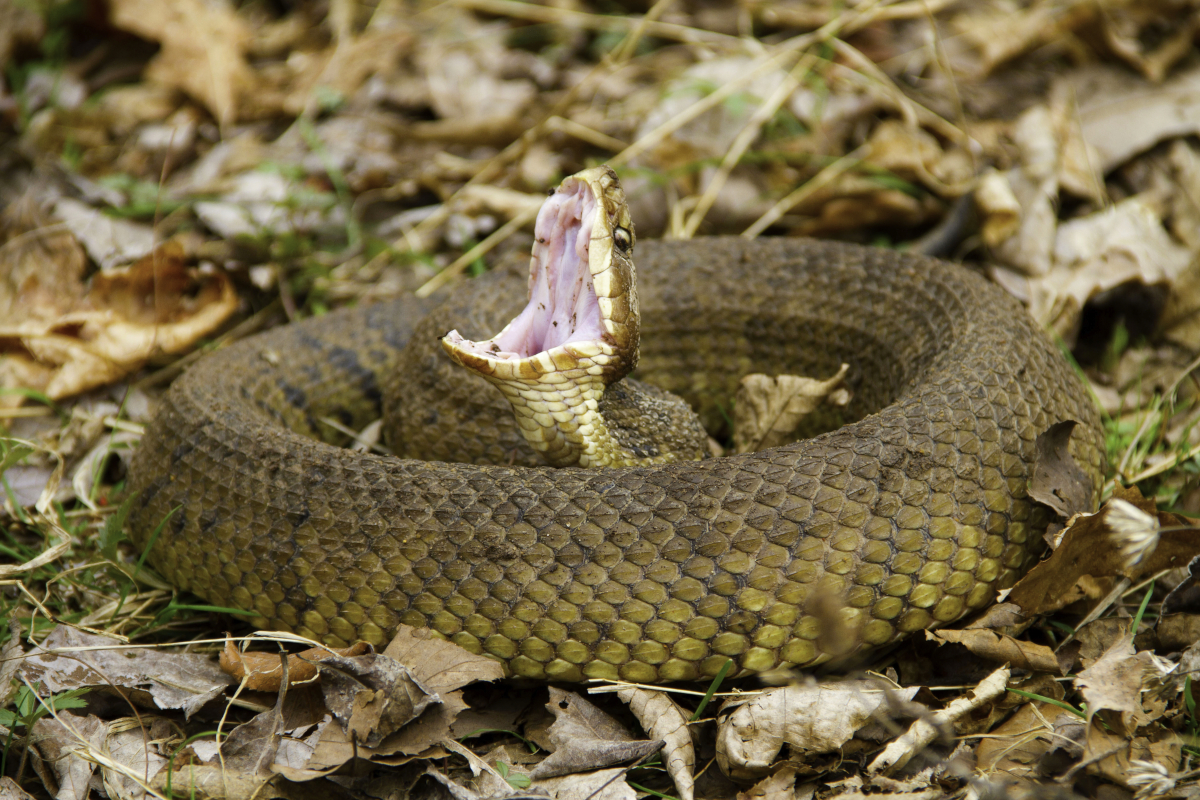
<box><xmin>443</xmin><ymin>177</ymin><xmax>607</xmax><ymax>365</ymax></box>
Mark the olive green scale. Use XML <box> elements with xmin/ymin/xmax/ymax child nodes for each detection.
<box><xmin>128</xmin><ymin>238</ymin><xmax>1105</xmax><ymax>682</ymax></box>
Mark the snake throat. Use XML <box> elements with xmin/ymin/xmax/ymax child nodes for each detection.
<box><xmin>443</xmin><ymin>172</ymin><xmax>615</xmax><ymax>376</ymax></box>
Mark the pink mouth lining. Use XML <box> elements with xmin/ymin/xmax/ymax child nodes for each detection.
<box><xmin>453</xmin><ymin>179</ymin><xmax>606</xmax><ymax>361</ymax></box>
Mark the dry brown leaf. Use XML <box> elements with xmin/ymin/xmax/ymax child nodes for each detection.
<box><xmin>304</xmin><ymin>630</ymin><xmax>496</xmax><ymax>770</ymax></box>
<box><xmin>1048</xmin><ymin>715</ymin><xmax>1182</xmax><ymax>790</ymax></box>
<box><xmin>1074</xmin><ymin>637</ymin><xmax>1170</xmax><ymax>734</ymax></box>
<box><xmin>31</xmin><ymin>712</ymin><xmax>108</xmax><ymax>800</ymax></box>
<box><xmin>1102</xmin><ymin>4</ymin><xmax>1200</xmax><ymax>82</ymax></box>
<box><xmin>271</xmin><ymin>27</ymin><xmax>413</xmax><ymax>117</ymax></box>
<box><xmin>0</xmin><ymin>0</ymin><xmax>44</xmax><ymax>69</ymax></box>
<box><xmin>945</xmin><ymin>2</ymin><xmax>1081</xmax><ymax>79</ymax></box>
<box><xmin>53</xmin><ymin>199</ymin><xmax>155</xmax><ymax>271</ymax></box>
<box><xmin>1161</xmin><ymin>556</ymin><xmax>1200</xmax><ymax>614</ymax></box>
<box><xmin>617</xmin><ymin>687</ymin><xmax>694</xmax><ymax>800</ymax></box>
<box><xmin>715</xmin><ymin>679</ymin><xmax>919</xmax><ymax>781</ymax></box>
<box><xmin>1157</xmin><ymin>614</ymin><xmax>1200</xmax><ymax>656</ymax></box>
<box><xmin>0</xmin><ymin>200</ymin><xmax>88</xmax><ymax>325</ymax></box>
<box><xmin>436</xmin><ymin>738</ymin><xmax>514</xmax><ymax>798</ymax></box>
<box><xmin>100</xmin><ymin>720</ymin><xmax>170</xmax><ymax>798</ymax></box>
<box><xmin>991</xmin><ymin>105</ymin><xmax>1060</xmax><ymax>278</ymax></box>
<box><xmin>0</xmin><ymin>618</ymin><xmax>21</xmax><ymax>710</ymax></box>
<box><xmin>865</xmin><ymin>120</ymin><xmax>944</xmax><ymax>184</ymax></box>
<box><xmin>0</xmin><ymin>238</ymin><xmax>237</xmax><ymax>404</ymax></box>
<box><xmin>1029</xmin><ymin>195</ymin><xmax>1192</xmax><ymax>342</ymax></box>
<box><xmin>529</xmin><ymin>688</ymin><xmax>662</xmax><ymax>781</ymax></box>
<box><xmin>975</xmin><ymin>169</ymin><xmax>1021</xmax><ymax>248</ymax></box>
<box><xmin>926</xmin><ymin>629</ymin><xmax>1060</xmax><ymax>674</ymax></box>
<box><xmin>20</xmin><ymin>627</ymin><xmax>231</xmax><ymax>718</ymax></box>
<box><xmin>1027</xmin><ymin>420</ymin><xmax>1095</xmax><ymax>519</ymax></box>
<box><xmin>975</xmin><ymin>700</ymin><xmax>1055</xmax><ymax>781</ymax></box>
<box><xmin>733</xmin><ymin>366</ymin><xmax>851</xmax><ymax>454</ymax></box>
<box><xmin>221</xmin><ymin>688</ymin><xmax>290</xmax><ymax>777</ymax></box>
<box><xmin>1071</xmin><ymin>64</ymin><xmax>1200</xmax><ymax>173</ymax></box>
<box><xmin>305</xmin><ymin>708</ymin><xmax>454</xmax><ymax>771</ymax></box>
<box><xmin>318</xmin><ymin>651</ymin><xmax>436</xmax><ymax>749</ymax></box>
<box><xmin>736</xmin><ymin>766</ymin><xmax>798</xmax><ymax>800</ymax></box>
<box><xmin>965</xmin><ymin>602</ymin><xmax>1028</xmax><ymax>631</ymax></box>
<box><xmin>380</xmin><ymin>623</ymin><xmax>504</xmax><ymax>695</ymax></box>
<box><xmin>0</xmin><ymin>777</ymin><xmax>37</xmax><ymax>800</ymax></box>
<box><xmin>219</xmin><ymin>640</ymin><xmax>371</xmax><ymax>692</ymax></box>
<box><xmin>108</xmin><ymin>0</ymin><xmax>253</xmax><ymax>127</ymax></box>
<box><xmin>1007</xmin><ymin>485</ymin><xmax>1200</xmax><ymax>617</ymax></box>
<box><xmin>870</xmin><ymin>666</ymin><xmax>1009</xmax><ymax>774</ymax></box>
<box><xmin>150</xmin><ymin>765</ymin><xmax>334</xmax><ymax>800</ymax></box>
<box><xmin>531</xmin><ymin>767</ymin><xmax>637</xmax><ymax>800</ymax></box>
<box><xmin>417</xmin><ymin>12</ymin><xmax>536</xmax><ymax>124</ymax></box>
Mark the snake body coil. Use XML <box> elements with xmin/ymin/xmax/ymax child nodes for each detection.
<box><xmin>129</xmin><ymin>238</ymin><xmax>1105</xmax><ymax>682</ymax></box>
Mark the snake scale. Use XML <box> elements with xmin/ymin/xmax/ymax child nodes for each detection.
<box><xmin>129</xmin><ymin>234</ymin><xmax>1105</xmax><ymax>683</ymax></box>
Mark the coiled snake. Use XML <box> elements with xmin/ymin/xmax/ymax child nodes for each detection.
<box><xmin>129</xmin><ymin>168</ymin><xmax>1105</xmax><ymax>682</ymax></box>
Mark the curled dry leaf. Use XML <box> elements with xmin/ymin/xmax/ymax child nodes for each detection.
<box><xmin>964</xmin><ymin>602</ymin><xmax>1028</xmax><ymax>631</ymax></box>
<box><xmin>869</xmin><ymin>666</ymin><xmax>1010</xmax><ymax>775</ymax></box>
<box><xmin>616</xmin><ymin>687</ymin><xmax>695</xmax><ymax>800</ymax></box>
<box><xmin>149</xmin><ymin>765</ymin><xmax>308</xmax><ymax>800</ymax></box>
<box><xmin>219</xmin><ymin>640</ymin><xmax>371</xmax><ymax>692</ymax></box>
<box><xmin>733</xmin><ymin>365</ymin><xmax>851</xmax><ymax>454</ymax></box>
<box><xmin>926</xmin><ymin>629</ymin><xmax>1060</xmax><ymax>674</ymax></box>
<box><xmin>1028</xmin><ymin>420</ymin><xmax>1094</xmax><ymax>519</ymax></box>
<box><xmin>1007</xmin><ymin>485</ymin><xmax>1200</xmax><ymax>618</ymax></box>
<box><xmin>303</xmin><ymin>623</ymin><xmax>504</xmax><ymax>772</ymax></box>
<box><xmin>437</xmin><ymin>738</ymin><xmax>513</xmax><ymax>798</ymax></box>
<box><xmin>715</xmin><ymin>679</ymin><xmax>919</xmax><ymax>781</ymax></box>
<box><xmin>1031</xmin><ymin>195</ymin><xmax>1191</xmax><ymax>342</ymax></box>
<box><xmin>303</xmin><ymin>624</ymin><xmax>508</xmax><ymax>771</ymax></box>
<box><xmin>0</xmin><ymin>239</ymin><xmax>237</xmax><ymax>405</ymax></box>
<box><xmin>529</xmin><ymin>688</ymin><xmax>662</xmax><ymax>780</ymax></box>
<box><xmin>19</xmin><ymin>627</ymin><xmax>232</xmax><ymax>719</ymax></box>
<box><xmin>1162</xmin><ymin>555</ymin><xmax>1200</xmax><ymax>614</ymax></box>
<box><xmin>220</xmin><ymin>678</ymin><xmax>292</xmax><ymax>778</ymax></box>
<box><xmin>1046</xmin><ymin>715</ymin><xmax>1181</xmax><ymax>791</ymax></box>
<box><xmin>318</xmin><ymin>651</ymin><xmax>436</xmax><ymax>749</ymax></box>
<box><xmin>975</xmin><ymin>168</ymin><xmax>1021</xmax><ymax>248</ymax></box>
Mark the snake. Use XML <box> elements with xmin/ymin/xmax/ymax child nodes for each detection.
<box><xmin>128</xmin><ymin>167</ymin><xmax>1106</xmax><ymax>683</ymax></box>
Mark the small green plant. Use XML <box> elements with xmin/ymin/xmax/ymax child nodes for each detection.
<box><xmin>1</xmin><ymin>683</ymin><xmax>90</xmax><ymax>776</ymax></box>
<box><xmin>1005</xmin><ymin>688</ymin><xmax>1086</xmax><ymax>719</ymax></box>
<box><xmin>1102</xmin><ymin>319</ymin><xmax>1130</xmax><ymax>374</ymax></box>
<box><xmin>494</xmin><ymin>760</ymin><xmax>531</xmax><ymax>790</ymax></box>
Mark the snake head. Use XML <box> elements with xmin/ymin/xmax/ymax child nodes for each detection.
<box><xmin>440</xmin><ymin>167</ymin><xmax>702</xmax><ymax>468</ymax></box>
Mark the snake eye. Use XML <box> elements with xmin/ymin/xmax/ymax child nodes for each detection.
<box><xmin>613</xmin><ymin>226</ymin><xmax>632</xmax><ymax>253</ymax></box>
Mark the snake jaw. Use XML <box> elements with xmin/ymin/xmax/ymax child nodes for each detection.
<box><xmin>441</xmin><ymin>166</ymin><xmax>635</xmax><ymax>380</ymax></box>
